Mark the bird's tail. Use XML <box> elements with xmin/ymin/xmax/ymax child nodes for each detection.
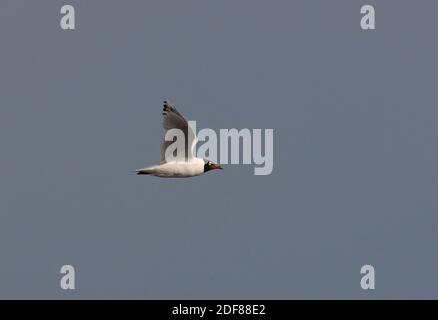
<box><xmin>134</xmin><ymin>166</ymin><xmax>155</xmax><ymax>175</ymax></box>
<box><xmin>135</xmin><ymin>170</ymin><xmax>150</xmax><ymax>175</ymax></box>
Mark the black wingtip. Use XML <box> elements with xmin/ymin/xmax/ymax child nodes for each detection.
<box><xmin>163</xmin><ymin>99</ymin><xmax>173</xmax><ymax>114</ymax></box>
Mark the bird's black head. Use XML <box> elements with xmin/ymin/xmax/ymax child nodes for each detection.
<box><xmin>203</xmin><ymin>160</ymin><xmax>223</xmax><ymax>173</ymax></box>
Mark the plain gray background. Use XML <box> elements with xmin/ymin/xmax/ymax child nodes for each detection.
<box><xmin>0</xmin><ymin>0</ymin><xmax>437</xmax><ymax>299</ymax></box>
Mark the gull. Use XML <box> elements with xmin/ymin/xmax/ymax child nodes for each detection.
<box><xmin>135</xmin><ymin>100</ymin><xmax>223</xmax><ymax>177</ymax></box>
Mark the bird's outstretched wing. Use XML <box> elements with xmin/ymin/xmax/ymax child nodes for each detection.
<box><xmin>160</xmin><ymin>100</ymin><xmax>197</xmax><ymax>163</ymax></box>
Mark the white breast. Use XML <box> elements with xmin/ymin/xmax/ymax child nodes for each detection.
<box><xmin>151</xmin><ymin>158</ymin><xmax>205</xmax><ymax>177</ymax></box>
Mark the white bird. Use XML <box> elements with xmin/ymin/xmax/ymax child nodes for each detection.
<box><xmin>135</xmin><ymin>100</ymin><xmax>223</xmax><ymax>178</ymax></box>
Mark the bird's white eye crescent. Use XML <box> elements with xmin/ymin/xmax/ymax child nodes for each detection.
<box><xmin>208</xmin><ymin>161</ymin><xmax>211</xmax><ymax>165</ymax></box>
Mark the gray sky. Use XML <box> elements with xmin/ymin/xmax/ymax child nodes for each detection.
<box><xmin>0</xmin><ymin>0</ymin><xmax>437</xmax><ymax>299</ymax></box>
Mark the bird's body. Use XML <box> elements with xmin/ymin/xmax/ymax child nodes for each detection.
<box><xmin>136</xmin><ymin>158</ymin><xmax>205</xmax><ymax>178</ymax></box>
<box><xmin>135</xmin><ymin>100</ymin><xmax>222</xmax><ymax>178</ymax></box>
